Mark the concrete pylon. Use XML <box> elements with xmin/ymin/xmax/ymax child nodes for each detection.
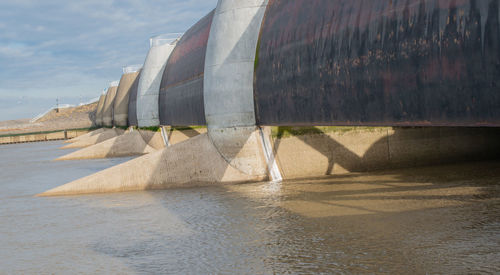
<box><xmin>127</xmin><ymin>71</ymin><xmax>141</xmax><ymax>126</ymax></box>
<box><xmin>137</xmin><ymin>35</ymin><xmax>178</xmax><ymax>127</ymax></box>
<box><xmin>60</xmin><ymin>128</ymin><xmax>124</xmax><ymax>149</ymax></box>
<box><xmin>102</xmin><ymin>81</ymin><xmax>119</xmax><ymax>127</ymax></box>
<box><xmin>38</xmin><ymin>133</ymin><xmax>265</xmax><ymax>196</ymax></box>
<box><xmin>204</xmin><ymin>0</ymin><xmax>281</xmax><ymax>181</ymax></box>
<box><xmin>64</xmin><ymin>128</ymin><xmax>105</xmax><ymax>143</ymax></box>
<box><xmin>114</xmin><ymin>66</ymin><xmax>142</xmax><ymax>127</ymax></box>
<box><xmin>56</xmin><ymin>131</ymin><xmax>156</xmax><ymax>160</ymax></box>
<box><xmin>95</xmin><ymin>90</ymin><xmax>107</xmax><ymax>127</ymax></box>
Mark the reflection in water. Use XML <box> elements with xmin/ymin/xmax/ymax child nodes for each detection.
<box><xmin>1</xmin><ymin>142</ymin><xmax>499</xmax><ymax>274</ymax></box>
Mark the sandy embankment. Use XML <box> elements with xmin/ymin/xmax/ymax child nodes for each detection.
<box><xmin>0</xmin><ymin>103</ymin><xmax>98</xmax><ymax>136</ymax></box>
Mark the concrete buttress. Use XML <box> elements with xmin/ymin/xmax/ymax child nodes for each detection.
<box><xmin>102</xmin><ymin>81</ymin><xmax>119</xmax><ymax>127</ymax></box>
<box><xmin>137</xmin><ymin>36</ymin><xmax>177</xmax><ymax>127</ymax></box>
<box><xmin>60</xmin><ymin>128</ymin><xmax>124</xmax><ymax>149</ymax></box>
<box><xmin>204</xmin><ymin>0</ymin><xmax>273</xmax><ymax>179</ymax></box>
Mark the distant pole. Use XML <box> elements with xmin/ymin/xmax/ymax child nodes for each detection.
<box><xmin>56</xmin><ymin>97</ymin><xmax>59</xmax><ymax>113</ymax></box>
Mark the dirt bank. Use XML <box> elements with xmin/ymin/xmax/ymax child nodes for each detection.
<box><xmin>0</xmin><ymin>103</ymin><xmax>97</xmax><ymax>136</ymax></box>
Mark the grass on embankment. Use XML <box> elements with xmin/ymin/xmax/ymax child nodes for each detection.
<box><xmin>137</xmin><ymin>126</ymin><xmax>207</xmax><ymax>132</ymax></box>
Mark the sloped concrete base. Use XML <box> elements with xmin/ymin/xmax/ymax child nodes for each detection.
<box><xmin>138</xmin><ymin>130</ymin><xmax>165</xmax><ymax>150</ymax></box>
<box><xmin>271</xmin><ymin>127</ymin><xmax>500</xmax><ymax>179</ymax></box>
<box><xmin>60</xmin><ymin>128</ymin><xmax>124</xmax><ymax>149</ymax></box>
<box><xmin>38</xmin><ymin>133</ymin><xmax>267</xmax><ymax>196</ymax></box>
<box><xmin>166</xmin><ymin>127</ymin><xmax>207</xmax><ymax>145</ymax></box>
<box><xmin>64</xmin><ymin>128</ymin><xmax>105</xmax><ymax>143</ymax></box>
<box><xmin>56</xmin><ymin>131</ymin><xmax>156</xmax><ymax>160</ymax></box>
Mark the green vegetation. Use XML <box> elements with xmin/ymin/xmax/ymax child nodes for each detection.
<box><xmin>138</xmin><ymin>126</ymin><xmax>161</xmax><ymax>132</ymax></box>
<box><xmin>254</xmin><ymin>36</ymin><xmax>261</xmax><ymax>71</ymax></box>
<box><xmin>169</xmin><ymin>126</ymin><xmax>207</xmax><ymax>131</ymax></box>
<box><xmin>271</xmin><ymin>126</ymin><xmax>390</xmax><ymax>138</ymax></box>
<box><xmin>137</xmin><ymin>126</ymin><xmax>208</xmax><ymax>133</ymax></box>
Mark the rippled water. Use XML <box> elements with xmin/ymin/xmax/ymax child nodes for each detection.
<box><xmin>1</xmin><ymin>141</ymin><xmax>499</xmax><ymax>274</ymax></box>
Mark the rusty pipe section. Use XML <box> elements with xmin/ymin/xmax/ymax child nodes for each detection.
<box><xmin>254</xmin><ymin>0</ymin><xmax>500</xmax><ymax>127</ymax></box>
<box><xmin>158</xmin><ymin>10</ymin><xmax>215</xmax><ymax>126</ymax></box>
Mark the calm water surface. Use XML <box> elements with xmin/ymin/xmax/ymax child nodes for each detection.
<box><xmin>0</xmin><ymin>141</ymin><xmax>499</xmax><ymax>274</ymax></box>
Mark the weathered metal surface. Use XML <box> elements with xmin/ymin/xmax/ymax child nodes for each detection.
<box><xmin>254</xmin><ymin>0</ymin><xmax>500</xmax><ymax>126</ymax></box>
<box><xmin>159</xmin><ymin>10</ymin><xmax>214</xmax><ymax>126</ymax></box>
<box><xmin>127</xmin><ymin>71</ymin><xmax>141</xmax><ymax>126</ymax></box>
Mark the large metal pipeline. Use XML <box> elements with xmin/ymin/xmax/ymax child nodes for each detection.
<box><xmin>254</xmin><ymin>0</ymin><xmax>500</xmax><ymax>127</ymax></box>
<box><xmin>159</xmin><ymin>10</ymin><xmax>215</xmax><ymax>126</ymax></box>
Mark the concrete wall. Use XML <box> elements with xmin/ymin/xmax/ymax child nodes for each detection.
<box><xmin>102</xmin><ymin>83</ymin><xmax>119</xmax><ymax>127</ymax></box>
<box><xmin>0</xmin><ymin>130</ymin><xmax>90</xmax><ymax>145</ymax></box>
<box><xmin>271</xmin><ymin>127</ymin><xmax>500</xmax><ymax>179</ymax></box>
<box><xmin>95</xmin><ymin>94</ymin><xmax>106</xmax><ymax>127</ymax></box>
<box><xmin>114</xmin><ymin>69</ymin><xmax>141</xmax><ymax>127</ymax></box>
<box><xmin>204</xmin><ymin>0</ymin><xmax>271</xmax><ymax>178</ymax></box>
<box><xmin>137</xmin><ymin>40</ymin><xmax>176</xmax><ymax>127</ymax></box>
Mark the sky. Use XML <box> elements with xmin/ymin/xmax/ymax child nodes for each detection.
<box><xmin>0</xmin><ymin>0</ymin><xmax>218</xmax><ymax>121</ymax></box>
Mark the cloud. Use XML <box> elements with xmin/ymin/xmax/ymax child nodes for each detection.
<box><xmin>0</xmin><ymin>43</ymin><xmax>35</xmax><ymax>58</ymax></box>
<box><xmin>0</xmin><ymin>0</ymin><xmax>218</xmax><ymax>120</ymax></box>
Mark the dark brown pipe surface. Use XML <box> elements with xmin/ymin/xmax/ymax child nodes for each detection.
<box><xmin>255</xmin><ymin>0</ymin><xmax>500</xmax><ymax>127</ymax></box>
<box><xmin>159</xmin><ymin>10</ymin><xmax>214</xmax><ymax>126</ymax></box>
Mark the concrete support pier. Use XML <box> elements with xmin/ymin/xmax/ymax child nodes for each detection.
<box><xmin>38</xmin><ymin>133</ymin><xmax>265</xmax><ymax>196</ymax></box>
<box><xmin>94</xmin><ymin>92</ymin><xmax>106</xmax><ymax>127</ymax></box>
<box><xmin>57</xmin><ymin>131</ymin><xmax>156</xmax><ymax>160</ymax></box>
<box><xmin>204</xmin><ymin>0</ymin><xmax>273</xmax><ymax>179</ymax></box>
<box><xmin>137</xmin><ymin>35</ymin><xmax>178</xmax><ymax>127</ymax></box>
<box><xmin>114</xmin><ymin>66</ymin><xmax>142</xmax><ymax>127</ymax></box>
<box><xmin>64</xmin><ymin>128</ymin><xmax>105</xmax><ymax>143</ymax></box>
<box><xmin>60</xmin><ymin>128</ymin><xmax>124</xmax><ymax>149</ymax></box>
<box><xmin>102</xmin><ymin>81</ymin><xmax>119</xmax><ymax>127</ymax></box>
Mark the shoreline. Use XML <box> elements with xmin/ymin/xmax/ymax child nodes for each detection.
<box><xmin>0</xmin><ymin>128</ymin><xmax>92</xmax><ymax>145</ymax></box>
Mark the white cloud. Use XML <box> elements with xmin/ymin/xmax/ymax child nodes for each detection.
<box><xmin>0</xmin><ymin>43</ymin><xmax>35</xmax><ymax>58</ymax></box>
<box><xmin>0</xmin><ymin>0</ymin><xmax>218</xmax><ymax>120</ymax></box>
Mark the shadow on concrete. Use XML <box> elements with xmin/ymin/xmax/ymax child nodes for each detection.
<box><xmin>87</xmin><ymin>109</ymin><xmax>97</xmax><ymax>128</ymax></box>
<box><xmin>168</xmin><ymin>126</ymin><xmax>201</xmax><ymax>138</ymax></box>
<box><xmin>58</xmin><ymin>130</ymin><xmax>156</xmax><ymax>160</ymax></box>
<box><xmin>102</xmin><ymin>131</ymin><xmax>154</xmax><ymax>158</ymax></box>
<box><xmin>60</xmin><ymin>128</ymin><xmax>125</xmax><ymax>150</ymax></box>
<box><xmin>271</xmin><ymin>126</ymin><xmax>500</xmax><ymax>177</ymax></box>
<box><xmin>166</xmin><ymin>127</ymin><xmax>206</xmax><ymax>146</ymax></box>
<box><xmin>138</xmin><ymin>130</ymin><xmax>165</xmax><ymax>150</ymax></box>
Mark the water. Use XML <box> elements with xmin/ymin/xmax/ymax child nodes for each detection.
<box><xmin>1</xmin><ymin>141</ymin><xmax>499</xmax><ymax>274</ymax></box>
